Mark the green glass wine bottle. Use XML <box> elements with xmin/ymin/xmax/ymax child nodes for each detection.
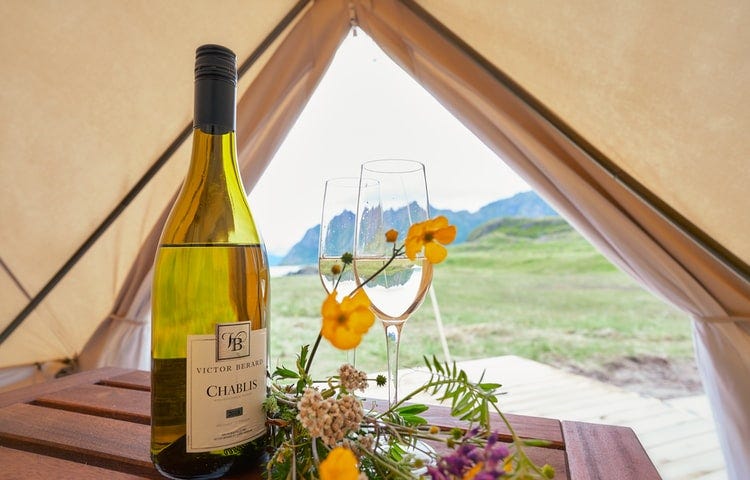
<box><xmin>150</xmin><ymin>44</ymin><xmax>269</xmax><ymax>479</ymax></box>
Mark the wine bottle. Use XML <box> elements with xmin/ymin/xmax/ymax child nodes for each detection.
<box><xmin>151</xmin><ymin>44</ymin><xmax>269</xmax><ymax>479</ymax></box>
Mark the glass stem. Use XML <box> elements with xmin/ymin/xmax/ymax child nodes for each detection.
<box><xmin>384</xmin><ymin>323</ymin><xmax>403</xmax><ymax>406</ymax></box>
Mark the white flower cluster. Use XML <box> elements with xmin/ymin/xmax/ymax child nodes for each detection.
<box><xmin>297</xmin><ymin>387</ymin><xmax>364</xmax><ymax>447</ymax></box>
<box><xmin>338</xmin><ymin>363</ymin><xmax>368</xmax><ymax>392</ymax></box>
<box><xmin>344</xmin><ymin>433</ymin><xmax>375</xmax><ymax>453</ymax></box>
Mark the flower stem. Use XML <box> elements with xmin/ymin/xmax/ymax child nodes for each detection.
<box><xmin>305</xmin><ymin>332</ymin><xmax>323</xmax><ymax>375</ymax></box>
<box><xmin>306</xmin><ymin>246</ymin><xmax>404</xmax><ymax>376</ymax></box>
<box><xmin>351</xmin><ymin>245</ymin><xmax>405</xmax><ymax>296</ymax></box>
<box><xmin>333</xmin><ymin>263</ymin><xmax>347</xmax><ymax>292</ymax></box>
<box><xmin>311</xmin><ymin>438</ymin><xmax>320</xmax><ymax>465</ymax></box>
<box><xmin>492</xmin><ymin>403</ymin><xmax>551</xmax><ymax>477</ymax></box>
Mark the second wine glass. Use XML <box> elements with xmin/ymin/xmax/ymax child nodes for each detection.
<box><xmin>354</xmin><ymin>159</ymin><xmax>433</xmax><ymax>406</ymax></box>
<box><xmin>319</xmin><ymin>177</ymin><xmax>378</xmax><ymax>366</ymax></box>
<box><xmin>319</xmin><ymin>178</ymin><xmax>360</xmax><ymax>300</ymax></box>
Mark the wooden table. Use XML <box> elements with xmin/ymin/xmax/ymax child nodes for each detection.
<box><xmin>0</xmin><ymin>367</ymin><xmax>661</xmax><ymax>479</ymax></box>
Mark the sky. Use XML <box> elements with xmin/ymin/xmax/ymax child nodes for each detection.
<box><xmin>249</xmin><ymin>31</ymin><xmax>530</xmax><ymax>257</ymax></box>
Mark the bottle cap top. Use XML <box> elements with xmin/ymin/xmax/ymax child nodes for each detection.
<box><xmin>195</xmin><ymin>44</ymin><xmax>237</xmax><ymax>85</ymax></box>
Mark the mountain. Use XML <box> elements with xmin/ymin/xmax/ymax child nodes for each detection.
<box><xmin>279</xmin><ymin>190</ymin><xmax>558</xmax><ymax>265</ymax></box>
<box><xmin>279</xmin><ymin>224</ymin><xmax>321</xmax><ymax>266</ymax></box>
<box><xmin>267</xmin><ymin>253</ymin><xmax>285</xmax><ymax>266</ymax></box>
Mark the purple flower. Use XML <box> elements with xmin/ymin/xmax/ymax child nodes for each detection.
<box><xmin>426</xmin><ymin>466</ymin><xmax>448</xmax><ymax>480</ymax></box>
<box><xmin>431</xmin><ymin>429</ymin><xmax>512</xmax><ymax>479</ymax></box>
<box><xmin>475</xmin><ymin>473</ymin><xmax>500</xmax><ymax>480</ymax></box>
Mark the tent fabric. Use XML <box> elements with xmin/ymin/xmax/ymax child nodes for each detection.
<box><xmin>693</xmin><ymin>319</ymin><xmax>750</xmax><ymax>478</ymax></box>
<box><xmin>0</xmin><ymin>0</ymin><xmax>309</xmax><ymax>368</ymax></box>
<box><xmin>415</xmin><ymin>0</ymin><xmax>750</xmax><ymax>271</ymax></box>
<box><xmin>1</xmin><ymin>0</ymin><xmax>749</xmax><ymax>476</ymax></box>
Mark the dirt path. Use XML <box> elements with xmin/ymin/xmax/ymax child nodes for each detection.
<box><xmin>561</xmin><ymin>355</ymin><xmax>704</xmax><ymax>400</ymax></box>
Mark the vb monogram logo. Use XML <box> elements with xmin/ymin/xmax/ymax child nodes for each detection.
<box><xmin>215</xmin><ymin>322</ymin><xmax>251</xmax><ymax>360</ymax></box>
<box><xmin>222</xmin><ymin>330</ymin><xmax>247</xmax><ymax>352</ymax></box>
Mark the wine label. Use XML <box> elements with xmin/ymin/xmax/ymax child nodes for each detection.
<box><xmin>186</xmin><ymin>324</ymin><xmax>266</xmax><ymax>452</ymax></box>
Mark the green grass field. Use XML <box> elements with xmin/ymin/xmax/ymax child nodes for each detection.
<box><xmin>268</xmin><ymin>218</ymin><xmax>694</xmax><ymax>391</ymax></box>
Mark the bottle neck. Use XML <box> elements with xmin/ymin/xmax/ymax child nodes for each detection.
<box><xmin>189</xmin><ymin>74</ymin><xmax>241</xmax><ymax>188</ymax></box>
<box><xmin>194</xmin><ymin>77</ymin><xmax>236</xmax><ymax>134</ymax></box>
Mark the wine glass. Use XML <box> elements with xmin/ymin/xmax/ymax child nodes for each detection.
<box><xmin>318</xmin><ymin>177</ymin><xmax>378</xmax><ymax>365</ymax></box>
<box><xmin>354</xmin><ymin>160</ymin><xmax>433</xmax><ymax>406</ymax></box>
<box><xmin>319</xmin><ymin>178</ymin><xmax>358</xmax><ymax>299</ymax></box>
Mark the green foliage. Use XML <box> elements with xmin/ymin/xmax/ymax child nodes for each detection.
<box><xmin>266</xmin><ymin>344</ymin><xmax>553</xmax><ymax>479</ymax></box>
<box><xmin>270</xmin><ymin>218</ymin><xmax>690</xmax><ymax>380</ymax></box>
<box><xmin>419</xmin><ymin>356</ymin><xmax>501</xmax><ymax>428</ymax></box>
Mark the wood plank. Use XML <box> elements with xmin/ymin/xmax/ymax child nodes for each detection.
<box><xmin>100</xmin><ymin>370</ymin><xmax>151</xmax><ymax>391</ymax></box>
<box><xmin>523</xmin><ymin>445</ymin><xmax>568</xmax><ymax>480</ymax></box>
<box><xmin>0</xmin><ymin>403</ymin><xmax>155</xmax><ymax>477</ymax></box>
<box><xmin>658</xmin><ymin>447</ymin><xmax>727</xmax><ymax>479</ymax></box>
<box><xmin>562</xmin><ymin>420</ymin><xmax>661</xmax><ymax>480</ymax></box>
<box><xmin>498</xmin><ymin>413</ymin><xmax>564</xmax><ymax>449</ymax></box>
<box><xmin>33</xmin><ymin>384</ymin><xmax>150</xmax><ymax>424</ymax></box>
<box><xmin>0</xmin><ymin>445</ymin><xmax>151</xmax><ymax>480</ymax></box>
<box><xmin>0</xmin><ymin>367</ymin><xmax>133</xmax><ymax>408</ymax></box>
<box><xmin>641</xmin><ymin>418</ymin><xmax>717</xmax><ymax>448</ymax></box>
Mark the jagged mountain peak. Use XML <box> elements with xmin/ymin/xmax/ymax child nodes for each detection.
<box><xmin>279</xmin><ymin>190</ymin><xmax>557</xmax><ymax>265</ymax></box>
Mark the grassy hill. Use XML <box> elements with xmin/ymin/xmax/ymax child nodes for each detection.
<box><xmin>269</xmin><ymin>218</ymin><xmax>697</xmax><ymax>398</ymax></box>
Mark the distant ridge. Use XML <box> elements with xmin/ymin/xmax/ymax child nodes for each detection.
<box><xmin>279</xmin><ymin>190</ymin><xmax>558</xmax><ymax>265</ymax></box>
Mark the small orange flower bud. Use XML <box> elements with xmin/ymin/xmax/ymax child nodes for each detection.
<box><xmin>385</xmin><ymin>229</ymin><xmax>398</xmax><ymax>243</ymax></box>
<box><xmin>331</xmin><ymin>264</ymin><xmax>342</xmax><ymax>275</ymax></box>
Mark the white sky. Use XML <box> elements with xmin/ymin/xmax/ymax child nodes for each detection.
<box><xmin>249</xmin><ymin>32</ymin><xmax>530</xmax><ymax>256</ymax></box>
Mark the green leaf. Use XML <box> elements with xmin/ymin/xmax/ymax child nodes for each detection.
<box><xmin>523</xmin><ymin>438</ymin><xmax>553</xmax><ymax>447</ymax></box>
<box><xmin>478</xmin><ymin>382</ymin><xmax>501</xmax><ymax>391</ymax></box>
<box><xmin>400</xmin><ymin>414</ymin><xmax>428</xmax><ymax>426</ymax></box>
<box><xmin>388</xmin><ymin>442</ymin><xmax>406</xmax><ymax>462</ymax></box>
<box><xmin>296</xmin><ymin>344</ymin><xmax>310</xmax><ymax>374</ymax></box>
<box><xmin>396</xmin><ymin>404</ymin><xmax>429</xmax><ymax>415</ymax></box>
<box><xmin>452</xmin><ymin>394</ymin><xmax>472</xmax><ymax>416</ymax></box>
<box><xmin>273</xmin><ymin>367</ymin><xmax>300</xmax><ymax>379</ymax></box>
<box><xmin>295</xmin><ymin>378</ymin><xmax>306</xmax><ymax>395</ymax></box>
<box><xmin>433</xmin><ymin>355</ymin><xmax>445</xmax><ymax>374</ymax></box>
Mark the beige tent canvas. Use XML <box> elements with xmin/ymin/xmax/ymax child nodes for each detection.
<box><xmin>1</xmin><ymin>0</ymin><xmax>748</xmax><ymax>477</ymax></box>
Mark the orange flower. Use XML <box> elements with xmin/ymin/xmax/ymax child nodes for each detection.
<box><xmin>319</xmin><ymin>447</ymin><xmax>360</xmax><ymax>480</ymax></box>
<box><xmin>405</xmin><ymin>216</ymin><xmax>457</xmax><ymax>263</ymax></box>
<box><xmin>385</xmin><ymin>228</ymin><xmax>399</xmax><ymax>243</ymax></box>
<box><xmin>321</xmin><ymin>289</ymin><xmax>375</xmax><ymax>350</ymax></box>
<box><xmin>463</xmin><ymin>462</ymin><xmax>484</xmax><ymax>480</ymax></box>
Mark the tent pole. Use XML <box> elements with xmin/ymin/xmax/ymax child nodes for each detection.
<box><xmin>429</xmin><ymin>285</ymin><xmax>451</xmax><ymax>363</ymax></box>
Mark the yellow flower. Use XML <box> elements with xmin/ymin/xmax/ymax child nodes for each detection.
<box><xmin>319</xmin><ymin>446</ymin><xmax>360</xmax><ymax>480</ymax></box>
<box><xmin>463</xmin><ymin>462</ymin><xmax>484</xmax><ymax>480</ymax></box>
<box><xmin>405</xmin><ymin>216</ymin><xmax>457</xmax><ymax>263</ymax></box>
<box><xmin>385</xmin><ymin>228</ymin><xmax>399</xmax><ymax>243</ymax></box>
<box><xmin>321</xmin><ymin>289</ymin><xmax>375</xmax><ymax>350</ymax></box>
<box><xmin>503</xmin><ymin>457</ymin><xmax>514</xmax><ymax>474</ymax></box>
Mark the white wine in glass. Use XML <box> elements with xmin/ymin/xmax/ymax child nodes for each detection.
<box><xmin>319</xmin><ymin>178</ymin><xmax>359</xmax><ymax>300</ymax></box>
<box><xmin>318</xmin><ymin>177</ymin><xmax>378</xmax><ymax>365</ymax></box>
<box><xmin>354</xmin><ymin>159</ymin><xmax>432</xmax><ymax>406</ymax></box>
